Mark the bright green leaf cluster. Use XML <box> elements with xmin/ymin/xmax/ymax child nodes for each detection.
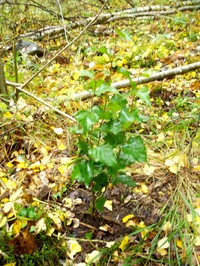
<box><xmin>71</xmin><ymin>58</ymin><xmax>148</xmax><ymax>211</ymax></box>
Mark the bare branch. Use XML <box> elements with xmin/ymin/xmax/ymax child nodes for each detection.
<box><xmin>71</xmin><ymin>62</ymin><xmax>200</xmax><ymax>100</ymax></box>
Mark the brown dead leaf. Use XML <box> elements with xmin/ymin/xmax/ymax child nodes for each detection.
<box><xmin>8</xmin><ymin>229</ymin><xmax>37</xmax><ymax>255</ymax></box>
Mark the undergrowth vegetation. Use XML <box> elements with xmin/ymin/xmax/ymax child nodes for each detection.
<box><xmin>0</xmin><ymin>0</ymin><xmax>200</xmax><ymax>265</ymax></box>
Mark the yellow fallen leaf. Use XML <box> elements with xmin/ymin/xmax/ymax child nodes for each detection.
<box><xmin>102</xmin><ymin>54</ymin><xmax>110</xmax><ymax>62</ymax></box>
<box><xmin>104</xmin><ymin>200</ymin><xmax>112</xmax><ymax>211</ymax></box>
<box><xmin>46</xmin><ymin>228</ymin><xmax>55</xmax><ymax>236</ymax></box>
<box><xmin>157</xmin><ymin>237</ymin><xmax>169</xmax><ymax>249</ymax></box>
<box><xmin>187</xmin><ymin>208</ymin><xmax>200</xmax><ymax>223</ymax></box>
<box><xmin>35</xmin><ymin>218</ymin><xmax>47</xmax><ymax>234</ymax></box>
<box><xmin>116</xmin><ymin>60</ymin><xmax>123</xmax><ymax>67</ymax></box>
<box><xmin>195</xmin><ymin>236</ymin><xmax>200</xmax><ymax>246</ymax></box>
<box><xmin>106</xmin><ymin>241</ymin><xmax>115</xmax><ymax>248</ymax></box>
<box><xmin>47</xmin><ymin>162</ymin><xmax>54</xmax><ymax>169</ymax></box>
<box><xmin>3</xmin><ymin>202</ymin><xmax>13</xmax><ymax>213</ymax></box>
<box><xmin>157</xmin><ymin>132</ymin><xmax>165</xmax><ymax>142</ymax></box>
<box><xmin>85</xmin><ymin>250</ymin><xmax>101</xmax><ymax>264</ymax></box>
<box><xmin>133</xmin><ymin>187</ymin><xmax>142</xmax><ymax>193</ymax></box>
<box><xmin>29</xmin><ymin>161</ymin><xmax>41</xmax><ymax>169</ymax></box>
<box><xmin>13</xmin><ymin>219</ymin><xmax>22</xmax><ymax>235</ymax></box>
<box><xmin>6</xmin><ymin>162</ymin><xmax>14</xmax><ymax>169</ymax></box>
<box><xmin>10</xmin><ymin>187</ymin><xmax>23</xmax><ymax>201</ymax></box>
<box><xmin>40</xmin><ymin>146</ymin><xmax>49</xmax><ymax>156</ymax></box>
<box><xmin>122</xmin><ymin>214</ymin><xmax>134</xmax><ymax>223</ymax></box>
<box><xmin>62</xmin><ymin>198</ymin><xmax>73</xmax><ymax>208</ymax></box>
<box><xmin>67</xmin><ymin>240</ymin><xmax>82</xmax><ymax>259</ymax></box>
<box><xmin>48</xmin><ymin>213</ymin><xmax>62</xmax><ymax>229</ymax></box>
<box><xmin>53</xmin><ymin>127</ymin><xmax>63</xmax><ymax>135</ymax></box>
<box><xmin>5</xmin><ymin>178</ymin><xmax>17</xmax><ymax>191</ymax></box>
<box><xmin>140</xmin><ymin>229</ymin><xmax>148</xmax><ymax>240</ymax></box>
<box><xmin>165</xmin><ymin>154</ymin><xmax>187</xmax><ymax>173</ymax></box>
<box><xmin>0</xmin><ymin>171</ymin><xmax>6</xmax><ymax>178</ymax></box>
<box><xmin>161</xmin><ymin>112</ymin><xmax>169</xmax><ymax>120</ymax></box>
<box><xmin>125</xmin><ymin>219</ymin><xmax>137</xmax><ymax>227</ymax></box>
<box><xmin>157</xmin><ymin>248</ymin><xmax>167</xmax><ymax>256</ymax></box>
<box><xmin>176</xmin><ymin>239</ymin><xmax>182</xmax><ymax>248</ymax></box>
<box><xmin>119</xmin><ymin>235</ymin><xmax>129</xmax><ymax>251</ymax></box>
<box><xmin>73</xmin><ymin>71</ymin><xmax>80</xmax><ymax>80</ymax></box>
<box><xmin>60</xmin><ymin>157</ymin><xmax>73</xmax><ymax>164</ymax></box>
<box><xmin>162</xmin><ymin>221</ymin><xmax>171</xmax><ymax>233</ymax></box>
<box><xmin>169</xmin><ymin>164</ymin><xmax>178</xmax><ymax>174</ymax></box>
<box><xmin>3</xmin><ymin>112</ymin><xmax>13</xmax><ymax>119</ymax></box>
<box><xmin>0</xmin><ymin>216</ymin><xmax>7</xmax><ymax>227</ymax></box>
<box><xmin>16</xmin><ymin>161</ymin><xmax>29</xmax><ymax>169</ymax></box>
<box><xmin>58</xmin><ymin>165</ymin><xmax>68</xmax><ymax>175</ymax></box>
<box><xmin>143</xmin><ymin>164</ymin><xmax>157</xmax><ymax>175</ymax></box>
<box><xmin>141</xmin><ymin>183</ymin><xmax>148</xmax><ymax>194</ymax></box>
<box><xmin>58</xmin><ymin>143</ymin><xmax>67</xmax><ymax>151</ymax></box>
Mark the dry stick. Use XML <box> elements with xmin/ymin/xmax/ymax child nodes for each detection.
<box><xmin>10</xmin><ymin>0</ymin><xmax>108</xmax><ymax>123</ymax></box>
<box><xmin>71</xmin><ymin>62</ymin><xmax>200</xmax><ymax>100</ymax></box>
<box><xmin>2</xmin><ymin>2</ymin><xmax>198</xmax><ymax>45</ymax></box>
<box><xmin>187</xmin><ymin>113</ymin><xmax>200</xmax><ymax>167</ymax></box>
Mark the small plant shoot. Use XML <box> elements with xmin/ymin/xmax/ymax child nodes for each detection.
<box><xmin>71</xmin><ymin>67</ymin><xmax>147</xmax><ymax>211</ymax></box>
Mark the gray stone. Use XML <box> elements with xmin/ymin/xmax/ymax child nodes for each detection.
<box><xmin>16</xmin><ymin>40</ymin><xmax>44</xmax><ymax>57</ymax></box>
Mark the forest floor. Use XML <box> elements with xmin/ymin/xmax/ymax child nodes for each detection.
<box><xmin>0</xmin><ymin>1</ymin><xmax>200</xmax><ymax>265</ymax></box>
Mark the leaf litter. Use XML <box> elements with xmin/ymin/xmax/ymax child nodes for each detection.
<box><xmin>0</xmin><ymin>5</ymin><xmax>200</xmax><ymax>266</ymax></box>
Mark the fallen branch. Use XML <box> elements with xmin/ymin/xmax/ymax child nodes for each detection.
<box><xmin>1</xmin><ymin>1</ymin><xmax>199</xmax><ymax>45</ymax></box>
<box><xmin>71</xmin><ymin>62</ymin><xmax>200</xmax><ymax>100</ymax></box>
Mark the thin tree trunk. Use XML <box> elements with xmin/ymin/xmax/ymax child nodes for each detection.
<box><xmin>0</xmin><ymin>58</ymin><xmax>8</xmax><ymax>103</ymax></box>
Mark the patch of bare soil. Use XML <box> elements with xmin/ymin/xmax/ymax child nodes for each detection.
<box><xmin>60</xmin><ymin>169</ymin><xmax>177</xmax><ymax>264</ymax></box>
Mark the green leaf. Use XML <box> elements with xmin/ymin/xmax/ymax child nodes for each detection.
<box><xmin>95</xmin><ymin>195</ymin><xmax>106</xmax><ymax>212</ymax></box>
<box><xmin>71</xmin><ymin>160</ymin><xmax>94</xmax><ymax>187</ymax></box>
<box><xmin>18</xmin><ymin>208</ymin><xmax>27</xmax><ymax>217</ymax></box>
<box><xmin>101</xmin><ymin>119</ymin><xmax>122</xmax><ymax>135</ymax></box>
<box><xmin>0</xmin><ymin>102</ymin><xmax>8</xmax><ymax>111</ymax></box>
<box><xmin>104</xmin><ymin>132</ymin><xmax>125</xmax><ymax>146</ymax></box>
<box><xmin>88</xmin><ymin>144</ymin><xmax>117</xmax><ymax>167</ymax></box>
<box><xmin>79</xmin><ymin>70</ymin><xmax>95</xmax><ymax>79</ymax></box>
<box><xmin>77</xmin><ymin>139</ymin><xmax>89</xmax><ymax>154</ymax></box>
<box><xmin>136</xmin><ymin>87</ymin><xmax>151</xmax><ymax>106</ymax></box>
<box><xmin>98</xmin><ymin>46</ymin><xmax>110</xmax><ymax>55</ymax></box>
<box><xmin>120</xmin><ymin>108</ymin><xmax>140</xmax><ymax>129</ymax></box>
<box><xmin>91</xmin><ymin>105</ymin><xmax>112</xmax><ymax>120</ymax></box>
<box><xmin>117</xmin><ymin>67</ymin><xmax>132</xmax><ymax>79</ymax></box>
<box><xmin>93</xmin><ymin>173</ymin><xmax>109</xmax><ymax>192</ymax></box>
<box><xmin>75</xmin><ymin>110</ymin><xmax>99</xmax><ymax>134</ymax></box>
<box><xmin>88</xmin><ymin>79</ymin><xmax>104</xmax><ymax>91</ymax></box>
<box><xmin>108</xmin><ymin>94</ymin><xmax>127</xmax><ymax>112</ymax></box>
<box><xmin>85</xmin><ymin>232</ymin><xmax>93</xmax><ymax>240</ymax></box>
<box><xmin>120</xmin><ymin>136</ymin><xmax>147</xmax><ymax>165</ymax></box>
<box><xmin>174</xmin><ymin>17</ymin><xmax>187</xmax><ymax>25</ymax></box>
<box><xmin>117</xmin><ymin>67</ymin><xmax>136</xmax><ymax>89</ymax></box>
<box><xmin>27</xmin><ymin>207</ymin><xmax>37</xmax><ymax>219</ymax></box>
<box><xmin>112</xmin><ymin>174</ymin><xmax>136</xmax><ymax>187</ymax></box>
<box><xmin>116</xmin><ymin>29</ymin><xmax>132</xmax><ymax>41</ymax></box>
<box><xmin>95</xmin><ymin>83</ymin><xmax>118</xmax><ymax>96</ymax></box>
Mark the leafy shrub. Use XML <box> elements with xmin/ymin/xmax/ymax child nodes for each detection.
<box><xmin>71</xmin><ymin>60</ymin><xmax>149</xmax><ymax>211</ymax></box>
